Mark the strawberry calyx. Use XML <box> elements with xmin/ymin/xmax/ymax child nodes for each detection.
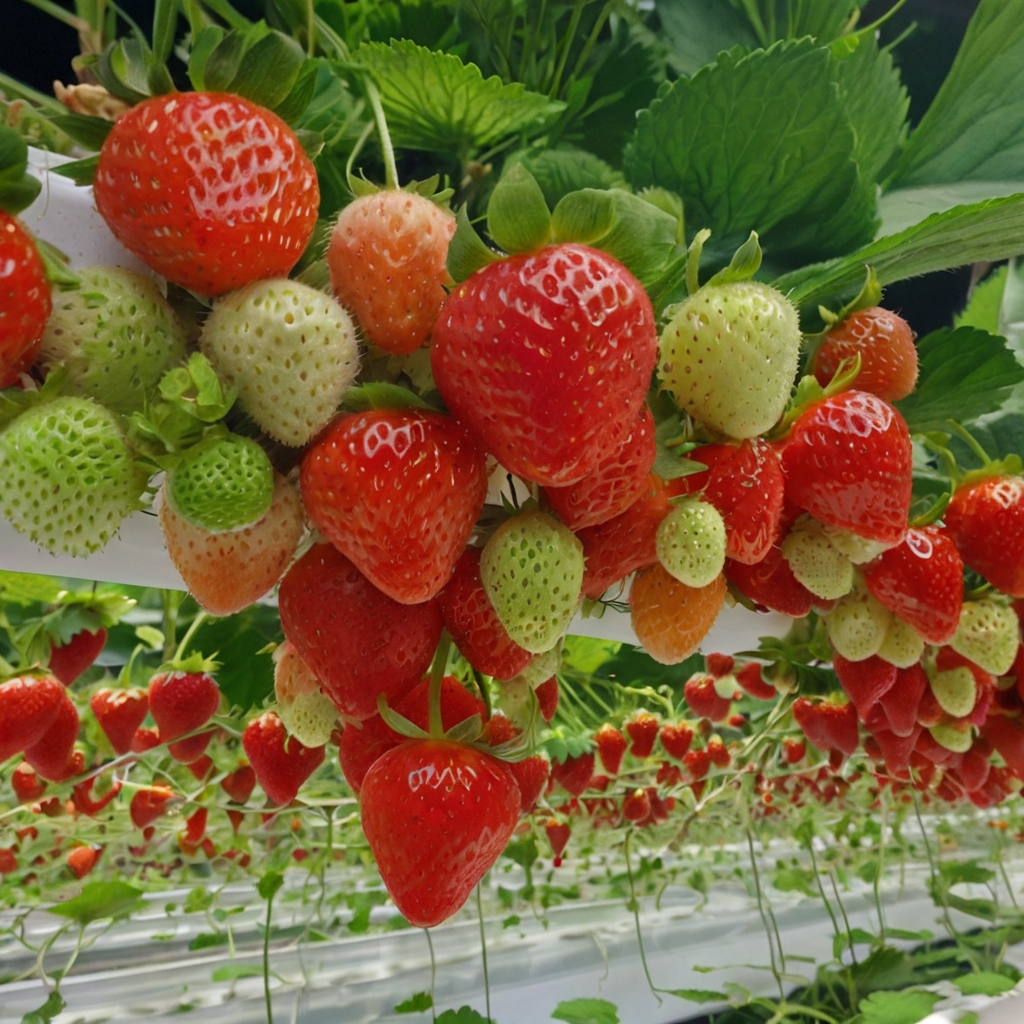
<box><xmin>769</xmin><ymin>354</ymin><xmax>864</xmax><ymax>440</ymax></box>
<box><xmin>0</xmin><ymin>125</ymin><xmax>42</xmax><ymax>215</ymax></box>
<box><xmin>0</xmin><ymin>366</ymin><xmax>69</xmax><ymax>433</ymax></box>
<box><xmin>339</xmin><ymin>383</ymin><xmax>439</xmax><ymax>414</ymax></box>
<box><xmin>811</xmin><ymin>266</ymin><xmax>882</xmax><ymax>336</ymax></box>
<box><xmin>157</xmin><ymin>648</ymin><xmax>220</xmax><ymax>680</ymax></box>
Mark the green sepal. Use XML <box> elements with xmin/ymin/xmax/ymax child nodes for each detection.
<box><xmin>444</xmin><ymin>713</ymin><xmax>483</xmax><ymax>745</ymax></box>
<box><xmin>187</xmin><ymin>26</ymin><xmax>226</xmax><ymax>91</ymax></box>
<box><xmin>487</xmin><ymin>163</ymin><xmax>551</xmax><ymax>256</ymax></box>
<box><xmin>0</xmin><ymin>125</ymin><xmax>40</xmax><ymax>215</ymax></box>
<box><xmin>541</xmin><ymin>730</ymin><xmax>593</xmax><ymax>764</ymax></box>
<box><xmin>46</xmin><ymin>113</ymin><xmax>113</xmax><ymax>152</ymax></box>
<box><xmin>771</xmin><ymin>356</ymin><xmax>862</xmax><ymax>439</ymax></box>
<box><xmin>160</xmin><ymin>353</ymin><xmax>237</xmax><ymax>424</ymax></box>
<box><xmin>447</xmin><ymin>205</ymin><xmax>501</xmax><ymax>284</ymax></box>
<box><xmin>816</xmin><ymin>266</ymin><xmax>883</xmax><ymax>331</ymax></box>
<box><xmin>52</xmin><ymin>154</ymin><xmax>100</xmax><ymax>186</ymax></box>
<box><xmin>151</xmin><ymin>0</ymin><xmax>180</xmax><ymax>68</ymax></box>
<box><xmin>295</xmin><ymin>129</ymin><xmax>324</xmax><ymax>160</ymax></box>
<box><xmin>34</xmin><ymin>238</ymin><xmax>81</xmax><ymax>289</ymax></box>
<box><xmin>685</xmin><ymin>228</ymin><xmax>712</xmax><ymax>296</ymax></box>
<box><xmin>157</xmin><ymin>649</ymin><xmax>221</xmax><ymax>676</ymax></box>
<box><xmin>376</xmin><ymin>694</ymin><xmax>429</xmax><ymax>740</ymax></box>
<box><xmin>340</xmin><ymin>383</ymin><xmax>436</xmax><ymax>413</ymax></box>
<box><xmin>93</xmin><ymin>38</ymin><xmax>159</xmax><ymax>104</ymax></box>
<box><xmin>705</xmin><ymin>231</ymin><xmax>762</xmax><ymax>288</ymax></box>
<box><xmin>909</xmin><ymin>491</ymin><xmax>951</xmax><ymax>528</ymax></box>
<box><xmin>652</xmin><ymin>415</ymin><xmax>707</xmax><ymax>482</ymax></box>
<box><xmin>0</xmin><ymin>367</ymin><xmax>69</xmax><ymax>431</ymax></box>
<box><xmin>550</xmin><ymin>189</ymin><xmax>617</xmax><ymax>245</ymax></box>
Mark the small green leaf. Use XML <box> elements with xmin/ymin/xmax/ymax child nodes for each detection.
<box><xmin>551</xmin><ymin>190</ymin><xmax>621</xmax><ymax>247</ymax></box>
<box><xmin>895</xmin><ymin>327</ymin><xmax>1024</xmax><ymax>432</ymax></box>
<box><xmin>211</xmin><ymin>965</ymin><xmax>265</xmax><ymax>982</ymax></box>
<box><xmin>49</xmin><ymin>881</ymin><xmax>146</xmax><ymax>925</ymax></box>
<box><xmin>435</xmin><ymin>1008</ymin><xmax>490</xmax><ymax>1024</ymax></box>
<box><xmin>187</xmin><ymin>25</ymin><xmax>226</xmax><ymax>91</ymax></box>
<box><xmin>20</xmin><ymin>991</ymin><xmax>66</xmax><ymax>1024</ymax></box>
<box><xmin>52</xmin><ymin>154</ymin><xmax>100</xmax><ymax>186</ymax></box>
<box><xmin>395</xmin><ymin>992</ymin><xmax>434</xmax><ymax>1014</ymax></box>
<box><xmin>857</xmin><ymin>989</ymin><xmax>940</xmax><ymax>1024</ymax></box>
<box><xmin>503</xmin><ymin>836</ymin><xmax>538</xmax><ymax>870</ymax></box>
<box><xmin>957</xmin><ymin>266</ymin><xmax>1008</xmax><ymax>333</ymax></box>
<box><xmin>257</xmin><ymin>870</ymin><xmax>284</xmax><ymax>902</ymax></box>
<box><xmin>46</xmin><ymin>114</ymin><xmax>113</xmax><ymax>152</ymax></box>
<box><xmin>189</xmin><ymin>931</ymin><xmax>229</xmax><ymax>951</ymax></box>
<box><xmin>954</xmin><ymin>971</ymin><xmax>1017</xmax><ymax>996</ymax></box>
<box><xmin>551</xmin><ymin>998</ymin><xmax>619</xmax><ymax>1024</ymax></box>
<box><xmin>771</xmin><ymin>867</ymin><xmax>818</xmax><ymax>899</ymax></box>
<box><xmin>502</xmin><ymin>915</ymin><xmax>520</xmax><ymax>929</ymax></box>
<box><xmin>135</xmin><ymin>625</ymin><xmax>165</xmax><ymax>650</ymax></box>
<box><xmin>706</xmin><ymin>232</ymin><xmax>762</xmax><ymax>288</ymax></box>
<box><xmin>884</xmin><ymin>928</ymin><xmax>934</xmax><ymax>942</ymax></box>
<box><xmin>447</xmin><ymin>206</ymin><xmax>501</xmax><ymax>284</ymax></box>
<box><xmin>487</xmin><ymin>163</ymin><xmax>551</xmax><ymax>255</ymax></box>
<box><xmin>665</xmin><ymin>988</ymin><xmax>728</xmax><ymax>1004</ymax></box>
<box><xmin>505</xmin><ymin>148</ymin><xmax>626</xmax><ymax>210</ymax></box>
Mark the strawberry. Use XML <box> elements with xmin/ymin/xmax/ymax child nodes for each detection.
<box><xmin>301</xmin><ymin>408</ymin><xmax>488</xmax><ymax>604</ymax></box>
<box><xmin>338</xmin><ymin>716</ymin><xmax>399</xmax><ymax>795</ymax></box>
<box><xmin>705</xmin><ymin>653</ymin><xmax>734</xmax><ymax>677</ymax></box>
<box><xmin>950</xmin><ymin>600</ymin><xmax>1020</xmax><ymax>676</ymax></box>
<box><xmin>622</xmin><ymin>788</ymin><xmax>652</xmax><ymax>823</ymax></box>
<box><xmin>706</xmin><ymin>736</ymin><xmax>730</xmax><ymax>768</ymax></box>
<box><xmin>273</xmin><ymin>641</ymin><xmax>338</xmax><ymax>749</ymax></box>
<box><xmin>0</xmin><ymin>675</ymin><xmax>64</xmax><ymax>762</ymax></box>
<box><xmin>279</xmin><ymin>544</ymin><xmax>443</xmax><ymax>721</ymax></box>
<box><xmin>160</xmin><ymin>472</ymin><xmax>304</xmax><ymax>617</ymax></box>
<box><xmin>871</xmin><ymin>725</ymin><xmax>921</xmax><ymax>780</ymax></box>
<box><xmin>878</xmin><ymin>663</ymin><xmax>929</xmax><ymax>737</ymax></box>
<box><xmin>945</xmin><ymin>475</ymin><xmax>1024</xmax><ymax>597</ymax></box>
<box><xmin>507</xmin><ymin>756</ymin><xmax>550</xmax><ymax>813</ymax></box>
<box><xmin>725</xmin><ymin>546</ymin><xmax>815</xmax><ymax>619</ymax></box>
<box><xmin>623</xmin><ymin>711</ymin><xmax>659</xmax><ymax>758</ymax></box>
<box><xmin>200</xmin><ymin>278</ymin><xmax>359</xmax><ymax>447</ymax></box>
<box><xmin>659</xmin><ymin>280</ymin><xmax>800</xmax><ymax>439</ymax></box>
<box><xmin>73</xmin><ymin>775</ymin><xmax>121</xmax><ymax>816</ymax></box>
<box><xmin>831</xmin><ymin>653</ymin><xmax>897</xmax><ymax>722</ymax></box>
<box><xmin>130</xmin><ymin>785</ymin><xmax>176</xmax><ymax>829</ymax></box>
<box><xmin>167</xmin><ymin>433</ymin><xmax>274</xmax><ymax>533</ymax></box>
<box><xmin>877</xmin><ymin>616</ymin><xmax>925</xmax><ymax>669</ymax></box>
<box><xmin>683</xmin><ymin>673</ymin><xmax>732</xmax><ymax>722</ymax></box>
<box><xmin>23</xmin><ymin>692</ymin><xmax>80</xmax><ymax>782</ymax></box>
<box><xmin>683</xmin><ymin>748</ymin><xmax>711</xmax><ymax>780</ymax></box>
<box><xmin>0</xmin><ymin>849</ymin><xmax>17</xmax><ymax>875</ymax></box>
<box><xmin>481</xmin><ymin>510</ymin><xmax>585</xmax><ymax>653</ymax></box>
<box><xmin>242</xmin><ymin>712</ymin><xmax>325</xmax><ymax>806</ymax></box>
<box><xmin>432</xmin><ymin>243</ymin><xmax>657</xmax><ymax>486</ymax></box>
<box><xmin>535</xmin><ymin>676</ymin><xmax>560</xmax><ymax>723</ymax></box>
<box><xmin>148</xmin><ymin>670</ymin><xmax>221</xmax><ymax>764</ymax></box>
<box><xmin>792</xmin><ymin>697</ymin><xmax>859</xmax><ymax>756</ymax></box>
<box><xmin>825</xmin><ymin>588</ymin><xmax>893</xmax><ymax>662</ymax></box>
<box><xmin>594</xmin><ymin>723</ymin><xmax>627</xmax><ymax>775</ymax></box>
<box><xmin>578</xmin><ymin>476</ymin><xmax>670</xmax><ymax>600</ymax></box>
<box><xmin>735</xmin><ymin>663</ymin><xmax>778</xmax><ymax>701</ymax></box>
<box><xmin>90</xmin><ymin>687</ymin><xmax>148</xmax><ymax>754</ymax></box>
<box><xmin>780</xmin><ymin>518</ymin><xmax>854</xmax><ymax>601</ymax></box>
<box><xmin>550</xmin><ymin>752</ymin><xmax>595</xmax><ymax>797</ymax></box>
<box><xmin>327</xmin><ymin>190</ymin><xmax>456</xmax><ymax>355</ymax></box>
<box><xmin>811</xmin><ymin>307</ymin><xmax>918</xmax><ymax>404</ymax></box>
<box><xmin>927</xmin><ymin>659</ymin><xmax>978</xmax><ymax>719</ymax></box>
<box><xmin>671</xmin><ymin>440</ymin><xmax>785</xmax><ymax>565</ymax></box>
<box><xmin>0</xmin><ymin>397</ymin><xmax>147</xmax><ymax>556</ymax></box>
<box><xmin>544</xmin><ymin>406</ymin><xmax>657</xmax><ymax>531</ymax></box>
<box><xmin>67</xmin><ymin>845</ymin><xmax>101</xmax><ymax>880</ymax></box>
<box><xmin>863</xmin><ymin>527</ymin><xmax>963</xmax><ymax>645</ymax></box>
<box><xmin>40</xmin><ymin>266</ymin><xmax>188</xmax><ymax>416</ymax></box>
<box><xmin>437</xmin><ymin>546</ymin><xmax>533</xmax><ymax>680</ymax></box>
<box><xmin>94</xmin><ymin>92</ymin><xmax>318</xmax><ymax>297</ymax></box>
<box><xmin>630</xmin><ymin>565</ymin><xmax>726</xmax><ymax>665</ymax></box>
<box><xmin>0</xmin><ymin>210</ymin><xmax>50</xmax><ymax>387</ymax></box>
<box><xmin>981</xmin><ymin>716</ymin><xmax>1024</xmax><ymax>781</ymax></box>
<box><xmin>545</xmin><ymin>819</ymin><xmax>571</xmax><ymax>864</ymax></box>
<box><xmin>659</xmin><ymin>723</ymin><xmax>695</xmax><ymax>760</ymax></box>
<box><xmin>781</xmin><ymin>391</ymin><xmax>912</xmax><ymax>545</ymax></box>
<box><xmin>221</xmin><ymin>765</ymin><xmax>256</xmax><ymax>805</ymax></box>
<box><xmin>49</xmin><ymin>628</ymin><xmax>107</xmax><ymax>687</ymax></box>
<box><xmin>655</xmin><ymin>498</ymin><xmax>727</xmax><ymax>589</ymax></box>
<box><xmin>131</xmin><ymin>727</ymin><xmax>160</xmax><ymax>753</ymax></box>
<box><xmin>360</xmin><ymin>739</ymin><xmax>520</xmax><ymax>927</ymax></box>
<box><xmin>782</xmin><ymin>738</ymin><xmax>806</xmax><ymax>764</ymax></box>
<box><xmin>11</xmin><ymin>762</ymin><xmax>46</xmax><ymax>803</ymax></box>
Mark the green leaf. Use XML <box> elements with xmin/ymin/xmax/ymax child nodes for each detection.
<box><xmin>895</xmin><ymin>327</ymin><xmax>1024</xmax><ymax>432</ymax></box>
<box><xmin>189</xmin><ymin>930</ymin><xmax>229</xmax><ymax>951</ymax></box>
<box><xmin>0</xmin><ymin>570</ymin><xmax>65</xmax><ymax>605</ymax></box>
<box><xmin>435</xmin><ymin>1008</ymin><xmax>490</xmax><ymax>1024</ymax></box>
<box><xmin>771</xmin><ymin>866</ymin><xmax>817</xmax><ymax>899</ymax></box>
<box><xmin>227</xmin><ymin>32</ymin><xmax>307</xmax><ymax>112</ymax></box>
<box><xmin>257</xmin><ymin>870</ymin><xmax>284</xmax><ymax>902</ymax></box>
<box><xmin>192</xmin><ymin>604</ymin><xmax>279</xmax><ymax>713</ymax></box>
<box><xmin>46</xmin><ymin>114</ymin><xmax>113</xmax><ymax>152</ymax></box>
<box><xmin>51</xmin><ymin>154</ymin><xmax>100</xmax><ymax>186</ymax></box>
<box><xmin>1002</xmin><ymin>257</ymin><xmax>1024</xmax><ymax>352</ymax></box>
<box><xmin>211</xmin><ymin>965</ymin><xmax>266</xmax><ymax>982</ymax></box>
<box><xmin>939</xmin><ymin>858</ymin><xmax>996</xmax><ymax>886</ymax></box>
<box><xmin>889</xmin><ymin>0</ymin><xmax>1024</xmax><ymax>188</ymax></box>
<box><xmin>503</xmin><ymin>836</ymin><xmax>538</xmax><ymax>870</ymax></box>
<box><xmin>395</xmin><ymin>992</ymin><xmax>434</xmax><ymax>1014</ymax></box>
<box><xmin>849</xmin><ymin>946</ymin><xmax>918</xmax><ymax>996</ymax></box>
<box><xmin>356</xmin><ymin>40</ymin><xmax>564</xmax><ymax>156</ymax></box>
<box><xmin>857</xmin><ymin>989</ymin><xmax>940</xmax><ymax>1024</ymax></box>
<box><xmin>667</xmin><ymin>988</ymin><xmax>728</xmax><ymax>1004</ymax></box>
<box><xmin>953</xmin><ymin>971</ymin><xmax>1017</xmax><ymax>996</ymax></box>
<box><xmin>0</xmin><ymin>124</ymin><xmax>39</xmax><ymax>214</ymax></box>
<box><xmin>49</xmin><ymin>881</ymin><xmax>146</xmax><ymax>925</ymax></box>
<box><xmin>505</xmin><ymin>148</ymin><xmax>626</xmax><ymax>210</ymax></box>
<box><xmin>20</xmin><ymin>991</ymin><xmax>66</xmax><ymax>1024</ymax></box>
<box><xmin>655</xmin><ymin>0</ymin><xmax>757</xmax><ymax>77</ymax></box>
<box><xmin>773</xmin><ymin>193</ymin><xmax>1024</xmax><ymax>310</ymax></box>
<box><xmin>884</xmin><ymin>928</ymin><xmax>933</xmax><ymax>942</ymax></box>
<box><xmin>878</xmin><ymin>183</ymin><xmax>1024</xmax><ymax>238</ymax></box>
<box><xmin>487</xmin><ymin>163</ymin><xmax>551</xmax><ymax>255</ymax></box>
<box><xmin>551</xmin><ymin>998</ymin><xmax>620</xmax><ymax>1024</ymax></box>
<box><xmin>187</xmin><ymin>25</ymin><xmax>227</xmax><ymax>91</ymax></box>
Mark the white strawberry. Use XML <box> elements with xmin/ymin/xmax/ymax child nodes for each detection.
<box><xmin>781</xmin><ymin>517</ymin><xmax>854</xmax><ymax>600</ymax></box>
<box><xmin>655</xmin><ymin>498</ymin><xmax>726</xmax><ymax>588</ymax></box>
<box><xmin>950</xmin><ymin>601</ymin><xmax>1019</xmax><ymax>676</ymax></box>
<box><xmin>826</xmin><ymin>586</ymin><xmax>893</xmax><ymax>662</ymax></box>
<box><xmin>274</xmin><ymin>640</ymin><xmax>338</xmax><ymax>748</ymax></box>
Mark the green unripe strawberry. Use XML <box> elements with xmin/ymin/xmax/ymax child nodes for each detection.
<box><xmin>950</xmin><ymin>601</ymin><xmax>1019</xmax><ymax>676</ymax></box>
<box><xmin>826</xmin><ymin>587</ymin><xmax>892</xmax><ymax>662</ymax></box>
<box><xmin>821</xmin><ymin>525</ymin><xmax>893</xmax><ymax>565</ymax></box>
<box><xmin>168</xmin><ymin>433</ymin><xmax>274</xmax><ymax>532</ymax></box>
<box><xmin>0</xmin><ymin>397</ymin><xmax>147</xmax><ymax>556</ymax></box>
<box><xmin>659</xmin><ymin>281</ymin><xmax>800</xmax><ymax>439</ymax></box>
<box><xmin>876</xmin><ymin>616</ymin><xmax>925</xmax><ymax>669</ymax></box>
<box><xmin>781</xmin><ymin>518</ymin><xmax>854</xmax><ymax>600</ymax></box>
<box><xmin>40</xmin><ymin>266</ymin><xmax>189</xmax><ymax>416</ymax></box>
<box><xmin>200</xmin><ymin>278</ymin><xmax>360</xmax><ymax>447</ymax></box>
<box><xmin>481</xmin><ymin>511</ymin><xmax>584</xmax><ymax>654</ymax></box>
<box><xmin>928</xmin><ymin>666</ymin><xmax>976</xmax><ymax>719</ymax></box>
<box><xmin>655</xmin><ymin>498</ymin><xmax>726</xmax><ymax>588</ymax></box>
<box><xmin>930</xmin><ymin>721</ymin><xmax>973</xmax><ymax>754</ymax></box>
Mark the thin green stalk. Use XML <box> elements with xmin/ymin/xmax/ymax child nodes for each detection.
<box><xmin>172</xmin><ymin>610</ymin><xmax>207</xmax><ymax>662</ymax></box>
<box><xmin>826</xmin><ymin>867</ymin><xmax>858</xmax><ymax>967</ymax></box>
<box><xmin>263</xmin><ymin>895</ymin><xmax>274</xmax><ymax>1024</ymax></box>
<box><xmin>21</xmin><ymin>0</ymin><xmax>90</xmax><ymax>32</ymax></box>
<box><xmin>996</xmin><ymin>846</ymin><xmax>1019</xmax><ymax>910</ymax></box>
<box><xmin>623</xmin><ymin>828</ymin><xmax>663</xmax><ymax>1005</ymax></box>
<box><xmin>746</xmin><ymin>828</ymin><xmax>785</xmax><ymax>998</ymax></box>
<box><xmin>0</xmin><ymin>71</ymin><xmax>66</xmax><ymax>114</ymax></box>
<box><xmin>475</xmin><ymin>885</ymin><xmax>492</xmax><ymax>1022</ymax></box>
<box><xmin>911</xmin><ymin>789</ymin><xmax>958</xmax><ymax>941</ymax></box>
<box><xmin>548</xmin><ymin>0</ymin><xmax>586</xmax><ymax>99</ymax></box>
<box><xmin>427</xmin><ymin>632</ymin><xmax>452</xmax><ymax>738</ymax></box>
<box><xmin>807</xmin><ymin>842</ymin><xmax>843</xmax><ymax>956</ymax></box>
<box><xmin>424</xmin><ymin>928</ymin><xmax>437</xmax><ymax>1022</ymax></box>
<box><xmin>568</xmin><ymin>0</ymin><xmax>617</xmax><ymax>83</ymax></box>
<box><xmin>363</xmin><ymin>78</ymin><xmax>398</xmax><ymax>191</ymax></box>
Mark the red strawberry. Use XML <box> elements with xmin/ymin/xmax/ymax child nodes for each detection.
<box><xmin>221</xmin><ymin>765</ymin><xmax>257</xmax><ymax>805</ymax></box>
<box><xmin>981</xmin><ymin>715</ymin><xmax>1024</xmax><ymax>779</ymax></box>
<box><xmin>832</xmin><ymin>653</ymin><xmax>898</xmax><ymax>722</ymax></box>
<box><xmin>301</xmin><ymin>409</ymin><xmax>489</xmax><ymax>605</ymax></box>
<box><xmin>0</xmin><ymin>210</ymin><xmax>50</xmax><ymax>387</ymax></box>
<box><xmin>11</xmin><ymin>762</ymin><xmax>46</xmax><ymax>803</ymax></box>
<box><xmin>545</xmin><ymin>406</ymin><xmax>657</xmax><ymax>531</ymax></box>
<box><xmin>870</xmin><ymin>725</ymin><xmax>921</xmax><ymax>780</ymax></box>
<box><xmin>432</xmin><ymin>244</ymin><xmax>657</xmax><ymax>487</ymax></box>
<box><xmin>73</xmin><ymin>776</ymin><xmax>122</xmax><ymax>816</ymax></box>
<box><xmin>535</xmin><ymin>677</ymin><xmax>560</xmax><ymax>723</ymax></box>
<box><xmin>683</xmin><ymin>673</ymin><xmax>732</xmax><ymax>722</ymax></box>
<box><xmin>781</xmin><ymin>391</ymin><xmax>912</xmax><ymax>545</ymax></box>
<box><xmin>945</xmin><ymin>475</ymin><xmax>1024</xmax><ymax>597</ymax></box>
<box><xmin>878</xmin><ymin>663</ymin><xmax>929</xmax><ymax>737</ymax></box>
<box><xmin>0</xmin><ymin>849</ymin><xmax>16</xmax><ymax>875</ymax></box>
<box><xmin>148</xmin><ymin>671</ymin><xmax>221</xmax><ymax>763</ymax></box>
<box><xmin>625</xmin><ymin>711</ymin><xmax>659</xmax><ymax>757</ymax></box>
<box><xmin>782</xmin><ymin>738</ymin><xmax>806</xmax><ymax>764</ymax></box>
<box><xmin>863</xmin><ymin>527</ymin><xmax>963</xmax><ymax>644</ymax></box>
<box><xmin>683</xmin><ymin>748</ymin><xmax>711</xmax><ymax>780</ymax></box>
<box><xmin>438</xmin><ymin>547</ymin><xmax>532</xmax><ymax>680</ymax></box>
<box><xmin>551</xmin><ymin>752</ymin><xmax>595</xmax><ymax>797</ymax></box>
<box><xmin>622</xmin><ymin>788</ymin><xmax>652</xmax><ymax>823</ymax></box>
<box><xmin>49</xmin><ymin>628</ymin><xmax>107</xmax><ymax>686</ymax></box>
<box><xmin>811</xmin><ymin>307</ymin><xmax>918</xmax><ymax>403</ymax></box>
<box><xmin>130</xmin><ymin>785</ymin><xmax>176</xmax><ymax>829</ymax></box>
<box><xmin>670</xmin><ymin>440</ymin><xmax>784</xmax><ymax>565</ymax></box>
<box><xmin>594</xmin><ymin>724</ymin><xmax>627</xmax><ymax>775</ymax></box>
<box><xmin>360</xmin><ymin>739</ymin><xmax>520</xmax><ymax>926</ymax></box>
<box><xmin>67</xmin><ymin>845</ymin><xmax>101</xmax><ymax>880</ymax></box>
<box><xmin>242</xmin><ymin>712</ymin><xmax>325</xmax><ymax>806</ymax></box>
<box><xmin>506</xmin><ymin>756</ymin><xmax>550</xmax><ymax>813</ymax></box>
<box><xmin>792</xmin><ymin>697</ymin><xmax>859</xmax><ymax>756</ymax></box>
<box><xmin>725</xmin><ymin>546</ymin><xmax>815</xmax><ymax>619</ymax></box>
<box><xmin>327</xmin><ymin>190</ymin><xmax>456</xmax><ymax>355</ymax></box>
<box><xmin>23</xmin><ymin>693</ymin><xmax>80</xmax><ymax>782</ymax></box>
<box><xmin>279</xmin><ymin>544</ymin><xmax>443</xmax><ymax>721</ymax></box>
<box><xmin>90</xmin><ymin>687</ymin><xmax>148</xmax><ymax>755</ymax></box>
<box><xmin>93</xmin><ymin>92</ymin><xmax>318</xmax><ymax>297</ymax></box>
<box><xmin>131</xmin><ymin>727</ymin><xmax>160</xmax><ymax>753</ymax></box>
<box><xmin>545</xmin><ymin>819</ymin><xmax>571</xmax><ymax>864</ymax></box>
<box><xmin>659</xmin><ymin>723</ymin><xmax>694</xmax><ymax>760</ymax></box>
<box><xmin>706</xmin><ymin>736</ymin><xmax>730</xmax><ymax>768</ymax></box>
<box><xmin>0</xmin><ymin>675</ymin><xmax>64</xmax><ymax>762</ymax></box>
<box><xmin>735</xmin><ymin>662</ymin><xmax>778</xmax><ymax>701</ymax></box>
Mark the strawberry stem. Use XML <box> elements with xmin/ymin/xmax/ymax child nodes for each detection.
<box><xmin>363</xmin><ymin>78</ymin><xmax>399</xmax><ymax>191</ymax></box>
<box><xmin>685</xmin><ymin>229</ymin><xmax>712</xmax><ymax>297</ymax></box>
<box><xmin>427</xmin><ymin>632</ymin><xmax>452</xmax><ymax>739</ymax></box>
<box><xmin>474</xmin><ymin>884</ymin><xmax>492</xmax><ymax>1022</ymax></box>
<box><xmin>172</xmin><ymin>611</ymin><xmax>208</xmax><ymax>665</ymax></box>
